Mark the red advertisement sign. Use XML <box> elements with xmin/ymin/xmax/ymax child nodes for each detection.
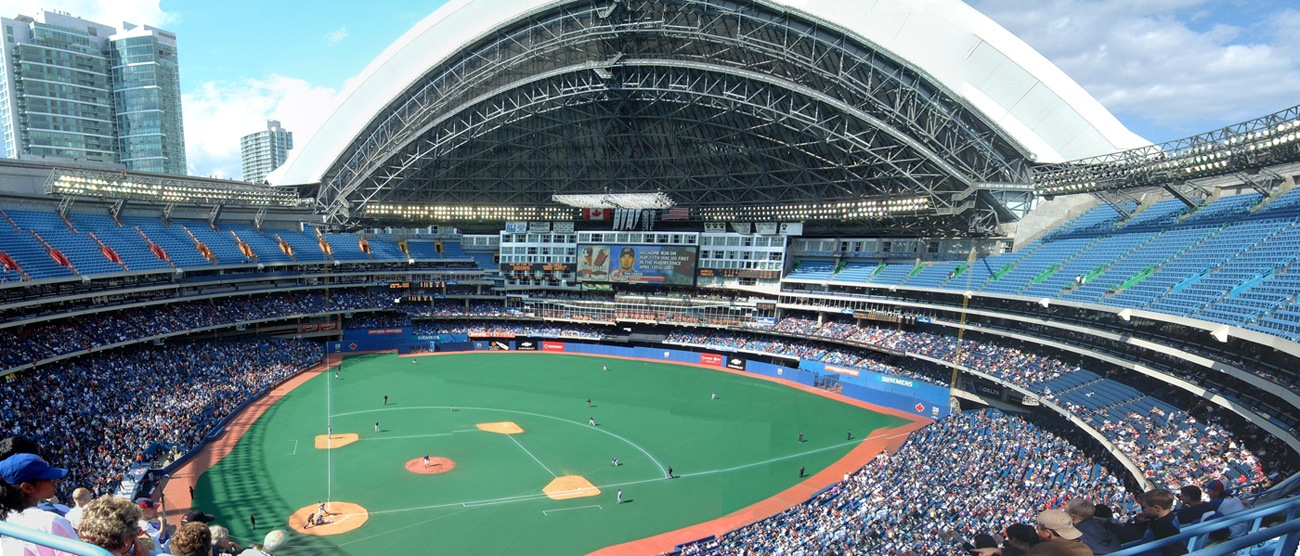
<box><xmin>367</xmin><ymin>328</ymin><xmax>404</xmax><ymax>335</ymax></box>
<box><xmin>824</xmin><ymin>365</ymin><xmax>861</xmax><ymax>377</ymax></box>
<box><xmin>468</xmin><ymin>331</ymin><xmax>517</xmax><ymax>339</ymax></box>
<box><xmin>700</xmin><ymin>353</ymin><xmax>723</xmax><ymax>366</ymax></box>
<box><xmin>542</xmin><ymin>341</ymin><xmax>565</xmax><ymax>352</ymax></box>
<box><xmin>300</xmin><ymin>322</ymin><xmax>339</xmax><ymax>333</ymax></box>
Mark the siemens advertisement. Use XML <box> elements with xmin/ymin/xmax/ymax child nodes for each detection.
<box><xmin>577</xmin><ymin>244</ymin><xmax>697</xmax><ymax>285</ymax></box>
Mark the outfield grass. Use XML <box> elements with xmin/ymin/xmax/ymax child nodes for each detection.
<box><xmin>195</xmin><ymin>352</ymin><xmax>908</xmax><ymax>554</ymax></box>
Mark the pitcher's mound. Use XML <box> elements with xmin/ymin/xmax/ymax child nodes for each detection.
<box><xmin>405</xmin><ymin>456</ymin><xmax>456</xmax><ymax>474</ymax></box>
<box><xmin>314</xmin><ymin>433</ymin><xmax>359</xmax><ymax>449</ymax></box>
<box><xmin>476</xmin><ymin>421</ymin><xmax>524</xmax><ymax>434</ymax></box>
<box><xmin>543</xmin><ymin>475</ymin><xmax>600</xmax><ymax>500</ymax></box>
<box><xmin>290</xmin><ymin>502</ymin><xmax>368</xmax><ymax>536</ymax></box>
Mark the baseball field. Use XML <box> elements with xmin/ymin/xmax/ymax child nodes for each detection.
<box><xmin>183</xmin><ymin>352</ymin><xmax>917</xmax><ymax>554</ymax></box>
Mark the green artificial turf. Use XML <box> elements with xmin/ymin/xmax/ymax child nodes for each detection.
<box><xmin>195</xmin><ymin>352</ymin><xmax>908</xmax><ymax>554</ymax></box>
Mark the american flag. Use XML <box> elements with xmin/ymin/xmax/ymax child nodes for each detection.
<box><xmin>660</xmin><ymin>206</ymin><xmax>689</xmax><ymax>220</ymax></box>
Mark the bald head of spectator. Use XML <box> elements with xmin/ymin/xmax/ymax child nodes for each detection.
<box><xmin>170</xmin><ymin>521</ymin><xmax>212</xmax><ymax>556</ymax></box>
<box><xmin>76</xmin><ymin>496</ymin><xmax>141</xmax><ymax>555</ymax></box>
<box><xmin>70</xmin><ymin>488</ymin><xmax>92</xmax><ymax>507</ymax></box>
<box><xmin>261</xmin><ymin>529</ymin><xmax>289</xmax><ymax>554</ymax></box>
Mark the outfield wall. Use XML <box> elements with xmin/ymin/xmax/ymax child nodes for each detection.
<box><xmin>353</xmin><ymin>328</ymin><xmax>951</xmax><ymax>419</ymax></box>
<box><xmin>460</xmin><ymin>339</ymin><xmax>951</xmax><ymax>420</ymax></box>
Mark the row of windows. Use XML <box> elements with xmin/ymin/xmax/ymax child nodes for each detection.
<box><xmin>500</xmin><ymin>246</ymin><xmax>578</xmax><ymax>256</ymax></box>
<box><xmin>18</xmin><ymin>99</ymin><xmax>112</xmax><ymax>120</ymax></box>
<box><xmin>22</xmin><ymin>117</ymin><xmax>114</xmax><ymax>135</ymax></box>
<box><xmin>579</xmin><ymin>232</ymin><xmax>698</xmax><ymax>245</ymax></box>
<box><xmin>14</xmin><ymin>63</ymin><xmax>110</xmax><ymax>88</ymax></box>
<box><xmin>500</xmin><ymin>233</ymin><xmax>577</xmax><ymax>244</ymax></box>
<box><xmin>699</xmin><ymin>235</ymin><xmax>784</xmax><ymax>247</ymax></box>
<box><xmin>17</xmin><ymin>81</ymin><xmax>110</xmax><ymax>104</ymax></box>
<box><xmin>701</xmin><ymin>260</ymin><xmax>782</xmax><ymax>270</ymax></box>
<box><xmin>700</xmin><ymin>250</ymin><xmax>783</xmax><ymax>261</ymax></box>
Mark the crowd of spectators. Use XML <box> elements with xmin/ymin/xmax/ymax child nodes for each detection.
<box><xmin>0</xmin><ymin>290</ymin><xmax>388</xmax><ymax>370</ymax></box>
<box><xmin>414</xmin><ymin>320</ymin><xmax>609</xmax><ymax>340</ymax></box>
<box><xmin>668</xmin><ymin>317</ymin><xmax>1277</xmax><ymax>492</ymax></box>
<box><xmin>343</xmin><ymin>312</ymin><xmax>411</xmax><ymax>330</ymax></box>
<box><xmin>0</xmin><ymin>339</ymin><xmax>322</xmax><ymax>498</ymax></box>
<box><xmin>401</xmin><ymin>300</ymin><xmax>517</xmax><ymax>317</ymax></box>
<box><xmin>665</xmin><ymin>329</ymin><xmax>945</xmax><ymax>387</ymax></box>
<box><xmin>674</xmin><ymin>409</ymin><xmax>1132</xmax><ymax>555</ymax></box>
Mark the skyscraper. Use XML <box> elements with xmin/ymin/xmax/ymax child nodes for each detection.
<box><xmin>0</xmin><ymin>10</ymin><xmax>186</xmax><ymax>175</ymax></box>
<box><xmin>240</xmin><ymin>120</ymin><xmax>293</xmax><ymax>184</ymax></box>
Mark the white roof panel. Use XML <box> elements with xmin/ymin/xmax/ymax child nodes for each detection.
<box><xmin>272</xmin><ymin>0</ymin><xmax>1150</xmax><ymax>185</ymax></box>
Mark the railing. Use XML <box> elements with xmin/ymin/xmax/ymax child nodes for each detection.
<box><xmin>0</xmin><ymin>520</ymin><xmax>114</xmax><ymax>556</ymax></box>
<box><xmin>1109</xmin><ymin>494</ymin><xmax>1300</xmax><ymax>555</ymax></box>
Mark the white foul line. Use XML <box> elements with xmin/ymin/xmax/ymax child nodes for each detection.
<box><xmin>543</xmin><ymin>505</ymin><xmax>603</xmax><ymax>515</ymax></box>
<box><xmin>508</xmin><ymin>434</ymin><xmax>557</xmax><ymax>478</ymax></box>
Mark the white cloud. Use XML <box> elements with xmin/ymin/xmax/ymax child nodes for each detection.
<box><xmin>182</xmin><ymin>76</ymin><xmax>340</xmax><ymax>180</ymax></box>
<box><xmin>969</xmin><ymin>0</ymin><xmax>1300</xmax><ymax>140</ymax></box>
<box><xmin>325</xmin><ymin>27</ymin><xmax>349</xmax><ymax>46</ymax></box>
<box><xmin>5</xmin><ymin>0</ymin><xmax>174</xmax><ymax>28</ymax></box>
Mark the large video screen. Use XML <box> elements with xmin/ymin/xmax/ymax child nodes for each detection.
<box><xmin>576</xmin><ymin>244</ymin><xmax>697</xmax><ymax>285</ymax></box>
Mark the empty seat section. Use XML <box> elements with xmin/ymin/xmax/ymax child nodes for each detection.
<box><xmin>323</xmin><ymin>233</ymin><xmax>370</xmax><ymax>260</ymax></box>
<box><xmin>366</xmin><ymin>238</ymin><xmax>406</xmax><ymax>261</ymax></box>
<box><xmin>123</xmin><ymin>217</ymin><xmax>213</xmax><ymax>269</ymax></box>
<box><xmin>905</xmin><ymin>261</ymin><xmax>963</xmax><ymax>288</ymax></box>
<box><xmin>227</xmin><ymin>225</ymin><xmax>293</xmax><ymax>263</ymax></box>
<box><xmin>272</xmin><ymin>229</ymin><xmax>328</xmax><ymax>261</ymax></box>
<box><xmin>6</xmin><ymin>210</ymin><xmax>122</xmax><ymax>276</ymax></box>
<box><xmin>786</xmin><ymin>260</ymin><xmax>835</xmax><ymax>281</ymax></box>
<box><xmin>67</xmin><ymin>213</ymin><xmax>171</xmax><ymax>272</ymax></box>
<box><xmin>865</xmin><ymin>263</ymin><xmax>915</xmax><ymax>285</ymax></box>
<box><xmin>831</xmin><ymin>262</ymin><xmax>877</xmax><ymax>284</ymax></box>
<box><xmin>176</xmin><ymin>220</ymin><xmax>252</xmax><ymax>265</ymax></box>
<box><xmin>442</xmin><ymin>241</ymin><xmax>467</xmax><ymax>259</ymax></box>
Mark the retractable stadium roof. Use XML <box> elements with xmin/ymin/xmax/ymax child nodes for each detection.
<box><xmin>273</xmin><ymin>0</ymin><xmax>1148</xmax><ymax>235</ymax></box>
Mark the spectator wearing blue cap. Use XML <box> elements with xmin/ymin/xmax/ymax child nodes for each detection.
<box><xmin>0</xmin><ymin>452</ymin><xmax>77</xmax><ymax>554</ymax></box>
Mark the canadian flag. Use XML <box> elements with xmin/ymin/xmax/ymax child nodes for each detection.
<box><xmin>582</xmin><ymin>208</ymin><xmax>611</xmax><ymax>220</ymax></box>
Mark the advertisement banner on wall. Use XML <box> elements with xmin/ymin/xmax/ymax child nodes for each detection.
<box><xmin>824</xmin><ymin>365</ymin><xmax>861</xmax><ymax>377</ymax></box>
<box><xmin>576</xmin><ymin>244</ymin><xmax>697</xmax><ymax>285</ymax></box>
<box><xmin>542</xmin><ymin>341</ymin><xmax>565</xmax><ymax>352</ymax></box>
<box><xmin>515</xmin><ymin>340</ymin><xmax>538</xmax><ymax>351</ymax></box>
<box><xmin>725</xmin><ymin>356</ymin><xmax>747</xmax><ymax>371</ymax></box>
<box><xmin>700</xmin><ymin>353</ymin><xmax>724</xmax><ymax>366</ymax></box>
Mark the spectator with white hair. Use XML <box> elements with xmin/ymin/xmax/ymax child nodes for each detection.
<box><xmin>209</xmin><ymin>524</ymin><xmax>242</xmax><ymax>555</ymax></box>
<box><xmin>237</xmin><ymin>529</ymin><xmax>288</xmax><ymax>556</ymax></box>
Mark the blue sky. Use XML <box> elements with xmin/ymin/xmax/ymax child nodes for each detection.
<box><xmin>9</xmin><ymin>0</ymin><xmax>1300</xmax><ymax>179</ymax></box>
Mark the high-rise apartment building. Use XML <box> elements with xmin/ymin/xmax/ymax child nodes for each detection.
<box><xmin>0</xmin><ymin>10</ymin><xmax>186</xmax><ymax>175</ymax></box>
<box><xmin>240</xmin><ymin>120</ymin><xmax>293</xmax><ymax>184</ymax></box>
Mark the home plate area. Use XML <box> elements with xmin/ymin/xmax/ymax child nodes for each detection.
<box><xmin>289</xmin><ymin>502</ymin><xmax>368</xmax><ymax>536</ymax></box>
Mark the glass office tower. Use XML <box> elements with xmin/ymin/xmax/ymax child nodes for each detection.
<box><xmin>0</xmin><ymin>10</ymin><xmax>186</xmax><ymax>174</ymax></box>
